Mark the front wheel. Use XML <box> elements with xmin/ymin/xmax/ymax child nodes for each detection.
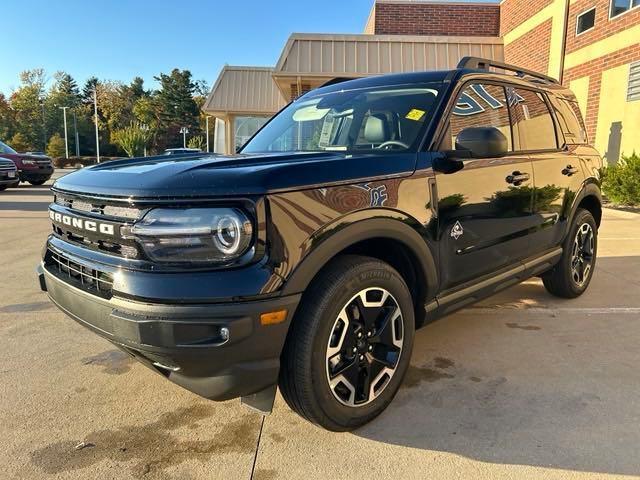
<box><xmin>279</xmin><ymin>255</ymin><xmax>415</xmax><ymax>431</ymax></box>
<box><xmin>542</xmin><ymin>208</ymin><xmax>598</xmax><ymax>298</ymax></box>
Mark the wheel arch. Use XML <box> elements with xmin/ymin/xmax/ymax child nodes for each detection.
<box><xmin>280</xmin><ymin>215</ymin><xmax>438</xmax><ymax>327</ymax></box>
<box><xmin>570</xmin><ymin>181</ymin><xmax>602</xmax><ymax>228</ymax></box>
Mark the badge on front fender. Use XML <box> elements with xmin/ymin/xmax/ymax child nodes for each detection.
<box><xmin>450</xmin><ymin>221</ymin><xmax>464</xmax><ymax>240</ymax></box>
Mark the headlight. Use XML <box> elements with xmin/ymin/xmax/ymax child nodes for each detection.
<box><xmin>128</xmin><ymin>208</ymin><xmax>253</xmax><ymax>264</ymax></box>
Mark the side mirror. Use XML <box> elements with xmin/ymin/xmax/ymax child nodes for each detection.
<box><xmin>454</xmin><ymin>126</ymin><xmax>508</xmax><ymax>159</ymax></box>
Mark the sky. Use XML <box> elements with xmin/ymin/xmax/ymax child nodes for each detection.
<box><xmin>0</xmin><ymin>0</ymin><xmax>374</xmax><ymax>94</ymax></box>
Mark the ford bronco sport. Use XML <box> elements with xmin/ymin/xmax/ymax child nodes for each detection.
<box><xmin>38</xmin><ymin>57</ymin><xmax>602</xmax><ymax>431</ymax></box>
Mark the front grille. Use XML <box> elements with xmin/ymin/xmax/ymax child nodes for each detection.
<box><xmin>51</xmin><ymin>192</ymin><xmax>145</xmax><ymax>259</ymax></box>
<box><xmin>52</xmin><ymin>224</ymin><xmax>140</xmax><ymax>258</ymax></box>
<box><xmin>54</xmin><ymin>193</ymin><xmax>143</xmax><ymax>220</ymax></box>
<box><xmin>45</xmin><ymin>249</ymin><xmax>113</xmax><ymax>299</ymax></box>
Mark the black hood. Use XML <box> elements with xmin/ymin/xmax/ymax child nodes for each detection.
<box><xmin>53</xmin><ymin>151</ymin><xmax>416</xmax><ymax>198</ymax></box>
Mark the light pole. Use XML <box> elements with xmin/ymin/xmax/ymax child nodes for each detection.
<box><xmin>93</xmin><ymin>87</ymin><xmax>100</xmax><ymax>163</ymax></box>
<box><xmin>59</xmin><ymin>106</ymin><xmax>69</xmax><ymax>159</ymax></box>
<box><xmin>39</xmin><ymin>97</ymin><xmax>46</xmax><ymax>151</ymax></box>
<box><xmin>72</xmin><ymin>109</ymin><xmax>79</xmax><ymax>157</ymax></box>
<box><xmin>140</xmin><ymin>124</ymin><xmax>150</xmax><ymax>156</ymax></box>
<box><xmin>205</xmin><ymin>116</ymin><xmax>211</xmax><ymax>152</ymax></box>
<box><xmin>180</xmin><ymin>127</ymin><xmax>189</xmax><ymax>148</ymax></box>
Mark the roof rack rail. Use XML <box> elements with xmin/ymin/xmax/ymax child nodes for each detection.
<box><xmin>457</xmin><ymin>56</ymin><xmax>559</xmax><ymax>84</ymax></box>
<box><xmin>320</xmin><ymin>77</ymin><xmax>356</xmax><ymax>88</ymax></box>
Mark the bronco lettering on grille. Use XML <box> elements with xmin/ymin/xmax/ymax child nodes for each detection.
<box><xmin>49</xmin><ymin>210</ymin><xmax>115</xmax><ymax>236</ymax></box>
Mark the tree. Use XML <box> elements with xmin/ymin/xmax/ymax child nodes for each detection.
<box><xmin>9</xmin><ymin>132</ymin><xmax>32</xmax><ymax>152</ymax></box>
<box><xmin>112</xmin><ymin>122</ymin><xmax>151</xmax><ymax>157</ymax></box>
<box><xmin>11</xmin><ymin>69</ymin><xmax>47</xmax><ymax>150</ymax></box>
<box><xmin>0</xmin><ymin>94</ymin><xmax>14</xmax><ymax>140</ymax></box>
<box><xmin>44</xmin><ymin>72</ymin><xmax>81</xmax><ymax>148</ymax></box>
<box><xmin>154</xmin><ymin>69</ymin><xmax>202</xmax><ymax>150</ymax></box>
<box><xmin>46</xmin><ymin>133</ymin><xmax>66</xmax><ymax>158</ymax></box>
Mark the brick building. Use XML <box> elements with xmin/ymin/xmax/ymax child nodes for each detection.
<box><xmin>366</xmin><ymin>0</ymin><xmax>640</xmax><ymax>162</ymax></box>
<box><xmin>205</xmin><ymin>0</ymin><xmax>639</xmax><ymax>160</ymax></box>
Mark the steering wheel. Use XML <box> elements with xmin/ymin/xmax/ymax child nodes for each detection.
<box><xmin>377</xmin><ymin>140</ymin><xmax>410</xmax><ymax>150</ymax></box>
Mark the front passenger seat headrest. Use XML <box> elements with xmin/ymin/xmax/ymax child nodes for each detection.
<box><xmin>364</xmin><ymin>114</ymin><xmax>389</xmax><ymax>144</ymax></box>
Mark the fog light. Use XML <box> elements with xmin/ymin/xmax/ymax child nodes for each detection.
<box><xmin>260</xmin><ymin>309</ymin><xmax>288</xmax><ymax>325</ymax></box>
<box><xmin>220</xmin><ymin>327</ymin><xmax>230</xmax><ymax>341</ymax></box>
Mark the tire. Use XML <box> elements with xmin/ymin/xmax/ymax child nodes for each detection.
<box><xmin>29</xmin><ymin>179</ymin><xmax>47</xmax><ymax>186</ymax></box>
<box><xmin>279</xmin><ymin>255</ymin><xmax>415</xmax><ymax>431</ymax></box>
<box><xmin>542</xmin><ymin>208</ymin><xmax>598</xmax><ymax>298</ymax></box>
<box><xmin>0</xmin><ymin>185</ymin><xmax>7</xmax><ymax>191</ymax></box>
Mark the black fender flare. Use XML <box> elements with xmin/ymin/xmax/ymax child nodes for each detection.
<box><xmin>567</xmin><ymin>179</ymin><xmax>602</xmax><ymax>230</ymax></box>
<box><xmin>280</xmin><ymin>215</ymin><xmax>439</xmax><ymax>303</ymax></box>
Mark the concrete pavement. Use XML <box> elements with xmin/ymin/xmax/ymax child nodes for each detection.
<box><xmin>1</xmin><ymin>175</ymin><xmax>639</xmax><ymax>479</ymax></box>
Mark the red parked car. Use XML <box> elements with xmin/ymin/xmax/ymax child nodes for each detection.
<box><xmin>0</xmin><ymin>140</ymin><xmax>54</xmax><ymax>185</ymax></box>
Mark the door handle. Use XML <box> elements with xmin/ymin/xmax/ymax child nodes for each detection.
<box><xmin>506</xmin><ymin>171</ymin><xmax>530</xmax><ymax>186</ymax></box>
<box><xmin>562</xmin><ymin>165</ymin><xmax>579</xmax><ymax>176</ymax></box>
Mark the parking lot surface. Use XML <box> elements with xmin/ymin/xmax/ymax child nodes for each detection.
<box><xmin>1</xmin><ymin>172</ymin><xmax>639</xmax><ymax>479</ymax></box>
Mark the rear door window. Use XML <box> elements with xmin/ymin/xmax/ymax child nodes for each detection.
<box><xmin>508</xmin><ymin>87</ymin><xmax>558</xmax><ymax>151</ymax></box>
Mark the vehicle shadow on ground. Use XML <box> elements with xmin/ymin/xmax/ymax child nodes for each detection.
<box><xmin>1</xmin><ymin>187</ymin><xmax>53</xmax><ymax>196</ymax></box>
<box><xmin>355</xmin><ymin>255</ymin><xmax>640</xmax><ymax>476</ymax></box>
<box><xmin>0</xmin><ymin>200</ymin><xmax>52</xmax><ymax>212</ymax></box>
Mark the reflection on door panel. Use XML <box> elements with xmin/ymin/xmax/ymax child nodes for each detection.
<box><xmin>436</xmin><ymin>83</ymin><xmax>536</xmax><ymax>290</ymax></box>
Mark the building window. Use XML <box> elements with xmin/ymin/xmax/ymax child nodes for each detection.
<box><xmin>628</xmin><ymin>62</ymin><xmax>640</xmax><ymax>102</ymax></box>
<box><xmin>234</xmin><ymin>116</ymin><xmax>269</xmax><ymax>151</ymax></box>
<box><xmin>576</xmin><ymin>7</ymin><xmax>596</xmax><ymax>34</ymax></box>
<box><xmin>610</xmin><ymin>0</ymin><xmax>639</xmax><ymax>18</ymax></box>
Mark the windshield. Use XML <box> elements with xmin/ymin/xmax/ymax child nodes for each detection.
<box><xmin>242</xmin><ymin>83</ymin><xmax>442</xmax><ymax>154</ymax></box>
<box><xmin>0</xmin><ymin>141</ymin><xmax>17</xmax><ymax>155</ymax></box>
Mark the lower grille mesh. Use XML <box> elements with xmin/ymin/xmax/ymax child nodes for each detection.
<box><xmin>45</xmin><ymin>249</ymin><xmax>113</xmax><ymax>299</ymax></box>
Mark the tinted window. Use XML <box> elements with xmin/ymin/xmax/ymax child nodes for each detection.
<box><xmin>443</xmin><ymin>83</ymin><xmax>513</xmax><ymax>151</ymax></box>
<box><xmin>508</xmin><ymin>88</ymin><xmax>557</xmax><ymax>151</ymax></box>
<box><xmin>550</xmin><ymin>97</ymin><xmax>588</xmax><ymax>144</ymax></box>
<box><xmin>576</xmin><ymin>8</ymin><xmax>595</xmax><ymax>34</ymax></box>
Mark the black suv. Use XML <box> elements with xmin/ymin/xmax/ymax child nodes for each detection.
<box><xmin>38</xmin><ymin>58</ymin><xmax>602</xmax><ymax>431</ymax></box>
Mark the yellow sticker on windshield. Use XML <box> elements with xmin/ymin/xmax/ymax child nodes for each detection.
<box><xmin>406</xmin><ymin>109</ymin><xmax>425</xmax><ymax>121</ymax></box>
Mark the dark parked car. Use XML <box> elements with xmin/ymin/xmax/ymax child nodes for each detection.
<box><xmin>0</xmin><ymin>157</ymin><xmax>19</xmax><ymax>190</ymax></box>
<box><xmin>0</xmin><ymin>140</ymin><xmax>53</xmax><ymax>185</ymax></box>
<box><xmin>38</xmin><ymin>58</ymin><xmax>602</xmax><ymax>431</ymax></box>
<box><xmin>163</xmin><ymin>148</ymin><xmax>202</xmax><ymax>155</ymax></box>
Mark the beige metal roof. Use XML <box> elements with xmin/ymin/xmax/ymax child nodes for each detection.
<box><xmin>275</xmin><ymin>33</ymin><xmax>503</xmax><ymax>75</ymax></box>
<box><xmin>202</xmin><ymin>66</ymin><xmax>286</xmax><ymax>118</ymax></box>
<box><xmin>273</xmin><ymin>33</ymin><xmax>504</xmax><ymax>98</ymax></box>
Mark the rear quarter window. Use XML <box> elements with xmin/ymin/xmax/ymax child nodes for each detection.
<box><xmin>549</xmin><ymin>96</ymin><xmax>588</xmax><ymax>145</ymax></box>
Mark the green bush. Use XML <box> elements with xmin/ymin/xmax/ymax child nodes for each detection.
<box><xmin>602</xmin><ymin>152</ymin><xmax>640</xmax><ymax>206</ymax></box>
<box><xmin>46</xmin><ymin>134</ymin><xmax>66</xmax><ymax>158</ymax></box>
<box><xmin>187</xmin><ymin>135</ymin><xmax>205</xmax><ymax>150</ymax></box>
<box><xmin>51</xmin><ymin>156</ymin><xmax>123</xmax><ymax>168</ymax></box>
<box><xmin>112</xmin><ymin>122</ymin><xmax>152</xmax><ymax>157</ymax></box>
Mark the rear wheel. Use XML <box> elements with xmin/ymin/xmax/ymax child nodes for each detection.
<box><xmin>279</xmin><ymin>255</ymin><xmax>415</xmax><ymax>431</ymax></box>
<box><xmin>542</xmin><ymin>208</ymin><xmax>597</xmax><ymax>298</ymax></box>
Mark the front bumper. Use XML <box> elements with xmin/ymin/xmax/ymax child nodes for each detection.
<box><xmin>0</xmin><ymin>177</ymin><xmax>19</xmax><ymax>187</ymax></box>
<box><xmin>37</xmin><ymin>263</ymin><xmax>300</xmax><ymax>401</ymax></box>
<box><xmin>19</xmin><ymin>165</ymin><xmax>53</xmax><ymax>182</ymax></box>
